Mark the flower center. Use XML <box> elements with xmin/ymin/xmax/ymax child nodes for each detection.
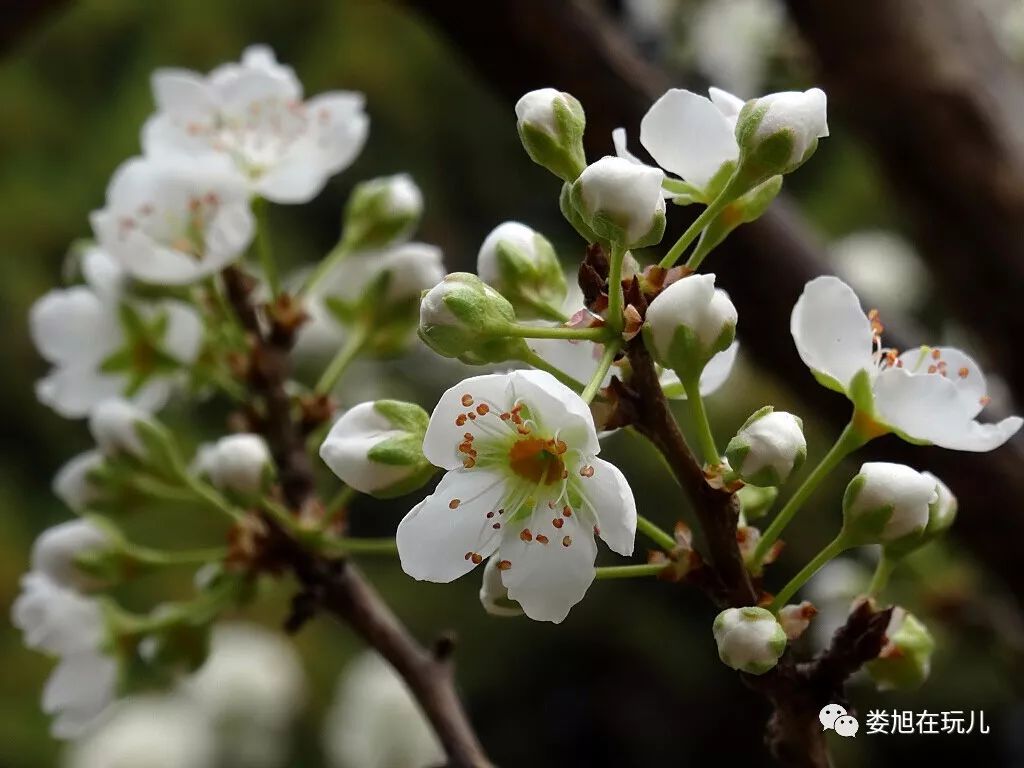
<box><xmin>507</xmin><ymin>437</ymin><xmax>566</xmax><ymax>485</ymax></box>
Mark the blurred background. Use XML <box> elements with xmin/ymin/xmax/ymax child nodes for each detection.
<box><xmin>4</xmin><ymin>0</ymin><xmax>1024</xmax><ymax>765</ymax></box>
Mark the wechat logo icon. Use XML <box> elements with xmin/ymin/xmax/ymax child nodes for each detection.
<box><xmin>820</xmin><ymin>704</ymin><xmax>859</xmax><ymax>738</ymax></box>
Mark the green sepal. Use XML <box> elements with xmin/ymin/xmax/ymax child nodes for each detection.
<box><xmin>517</xmin><ymin>94</ymin><xmax>587</xmax><ymax>183</ymax></box>
<box><xmin>737</xmin><ymin>484</ymin><xmax>778</xmax><ymax>521</ymax></box>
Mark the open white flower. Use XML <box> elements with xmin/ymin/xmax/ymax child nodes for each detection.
<box><xmin>324</xmin><ymin>652</ymin><xmax>444</xmax><ymax>768</ymax></box>
<box><xmin>791</xmin><ymin>275</ymin><xmax>1022</xmax><ymax>451</ymax></box>
<box><xmin>31</xmin><ymin>519</ymin><xmax>111</xmax><ymax>591</ymax></box>
<box><xmin>30</xmin><ymin>250</ymin><xmax>202</xmax><ymax>417</ymax></box>
<box><xmin>144</xmin><ymin>45</ymin><xmax>368</xmax><ymax>204</ymax></box>
<box><xmin>90</xmin><ymin>154</ymin><xmax>254</xmax><ymax>285</ymax></box>
<box><xmin>396</xmin><ymin>369</ymin><xmax>637</xmax><ymax>623</ymax></box>
<box><xmin>66</xmin><ymin>695</ymin><xmax>216</xmax><ymax>768</ymax></box>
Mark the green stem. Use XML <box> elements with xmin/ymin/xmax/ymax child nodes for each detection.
<box><xmin>659</xmin><ymin>186</ymin><xmax>733</xmax><ymax>269</ymax></box>
<box><xmin>749</xmin><ymin>419</ymin><xmax>868</xmax><ymax>572</ymax></box>
<box><xmin>685</xmin><ymin>227</ymin><xmax>717</xmax><ymax>271</ymax></box>
<box><xmin>868</xmin><ymin>554</ymin><xmax>897</xmax><ymax>598</ymax></box>
<box><xmin>581</xmin><ymin>341</ymin><xmax>620</xmax><ymax>404</ymax></box>
<box><xmin>315</xmin><ymin>325</ymin><xmax>369</xmax><ymax>395</ymax></box>
<box><xmin>325</xmin><ymin>485</ymin><xmax>358</xmax><ymax>525</ymax></box>
<box><xmin>182</xmin><ymin>474</ymin><xmax>246</xmax><ymax>522</ymax></box>
<box><xmin>516</xmin><ymin>350</ymin><xmax>587</xmax><ymax>392</ymax></box>
<box><xmin>253</xmin><ymin>198</ymin><xmax>280</xmax><ymax>298</ymax></box>
<box><xmin>681</xmin><ymin>373</ymin><xmax>719</xmax><ymax>465</ymax></box>
<box><xmin>322</xmin><ymin>537</ymin><xmax>399</xmax><ymax>556</ymax></box>
<box><xmin>606</xmin><ymin>242</ymin><xmax>626</xmax><ymax>333</ymax></box>
<box><xmin>769</xmin><ymin>535</ymin><xmax>850</xmax><ymax>611</ymax></box>
<box><xmin>595</xmin><ymin>563</ymin><xmax>666</xmax><ymax>580</ymax></box>
<box><xmin>131</xmin><ymin>545</ymin><xmax>228</xmax><ymax>567</ymax></box>
<box><xmin>302</xmin><ymin>243</ymin><xmax>350</xmax><ymax>297</ymax></box>
<box><xmin>505</xmin><ymin>323</ymin><xmax>612</xmax><ymax>342</ymax></box>
<box><xmin>636</xmin><ymin>514</ymin><xmax>677</xmax><ymax>552</ymax></box>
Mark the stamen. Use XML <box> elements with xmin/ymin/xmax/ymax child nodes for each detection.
<box><xmin>959</xmin><ymin>367</ymin><xmax>970</xmax><ymax>378</ymax></box>
<box><xmin>476</xmin><ymin>404</ymin><xmax>490</xmax><ymax>416</ymax></box>
<box><xmin>492</xmin><ymin>523</ymin><xmax>501</xmax><ymax>530</ymax></box>
<box><xmin>497</xmin><ymin>560</ymin><xmax>512</xmax><ymax>571</ymax></box>
<box><xmin>536</xmin><ymin>534</ymin><xmax>549</xmax><ymax>544</ymax></box>
<box><xmin>931</xmin><ymin>348</ymin><xmax>942</xmax><ymax>360</ymax></box>
<box><xmin>980</xmin><ymin>395</ymin><xmax>991</xmax><ymax>406</ymax></box>
<box><xmin>519</xmin><ymin>529</ymin><xmax>533</xmax><ymax>542</ymax></box>
<box><xmin>455</xmin><ymin>415</ymin><xmax>467</xmax><ymax>427</ymax></box>
<box><xmin>471</xmin><ymin>553</ymin><xmax>483</xmax><ymax>565</ymax></box>
<box><xmin>562</xmin><ymin>536</ymin><xmax>573</xmax><ymax>547</ymax></box>
<box><xmin>593</xmin><ymin>525</ymin><xmax>601</xmax><ymax>536</ymax></box>
<box><xmin>486</xmin><ymin>511</ymin><xmax>495</xmax><ymax>519</ymax></box>
<box><xmin>552</xmin><ymin>518</ymin><xmax>564</xmax><ymax>529</ymax></box>
<box><xmin>449</xmin><ymin>499</ymin><xmax>461</xmax><ymax>509</ymax></box>
<box><xmin>562</xmin><ymin>505</ymin><xmax>572</xmax><ymax>517</ymax></box>
<box><xmin>463</xmin><ymin>458</ymin><xmax>476</xmax><ymax>468</ymax></box>
<box><xmin>580</xmin><ymin>465</ymin><xmax>595</xmax><ymax>478</ymax></box>
<box><xmin>461</xmin><ymin>394</ymin><xmax>474</xmax><ymax>407</ymax></box>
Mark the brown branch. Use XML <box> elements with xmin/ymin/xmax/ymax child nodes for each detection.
<box><xmin>220</xmin><ymin>267</ymin><xmax>491</xmax><ymax>768</ymax></box>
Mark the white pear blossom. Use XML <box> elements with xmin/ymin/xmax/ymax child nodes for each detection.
<box><xmin>11</xmin><ymin>573</ymin><xmax>117</xmax><ymax>738</ymax></box>
<box><xmin>323</xmin><ymin>652</ymin><xmax>444</xmax><ymax>768</ymax></box>
<box><xmin>31</xmin><ymin>519</ymin><xmax>111</xmax><ymax>591</ymax></box>
<box><xmin>644</xmin><ymin>273</ymin><xmax>737</xmax><ymax>372</ymax></box>
<box><xmin>396</xmin><ymin>369</ymin><xmax>637</xmax><ymax>623</ymax></box>
<box><xmin>88</xmin><ymin>398</ymin><xmax>155</xmax><ymax>459</ymax></box>
<box><xmin>30</xmin><ymin>250</ymin><xmax>202</xmax><ymax>418</ymax></box>
<box><xmin>572</xmin><ymin>156</ymin><xmax>666</xmax><ymax>246</ymax></box>
<box><xmin>479</xmin><ymin>557</ymin><xmax>523</xmax><ymax>617</ymax></box>
<box><xmin>53</xmin><ymin>451</ymin><xmax>105</xmax><ymax>512</ymax></box>
<box><xmin>320</xmin><ymin>401</ymin><xmax>433</xmax><ymax>498</ymax></box>
<box><xmin>183</xmin><ymin>623</ymin><xmax>305</xmax><ymax>768</ymax></box>
<box><xmin>90</xmin><ymin>154</ymin><xmax>254</xmax><ymax>285</ymax></box>
<box><xmin>712</xmin><ymin>606</ymin><xmax>787</xmax><ymax>674</ymax></box>
<box><xmin>725</xmin><ymin>408</ymin><xmax>806</xmax><ymax>486</ymax></box>
<box><xmin>843</xmin><ymin>462</ymin><xmax>938</xmax><ymax>544</ymax></box>
<box><xmin>196</xmin><ymin>434</ymin><xmax>272</xmax><ymax>495</ymax></box>
<box><xmin>791</xmin><ymin>275</ymin><xmax>1022</xmax><ymax>451</ymax></box>
<box><xmin>65</xmin><ymin>695</ymin><xmax>217</xmax><ymax>768</ymax></box>
<box><xmin>143</xmin><ymin>45</ymin><xmax>368</xmax><ymax>204</ymax></box>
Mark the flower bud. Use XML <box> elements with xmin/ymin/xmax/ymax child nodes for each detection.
<box><xmin>922</xmin><ymin>472</ymin><xmax>957</xmax><ymax>538</ymax></box>
<box><xmin>841</xmin><ymin>462</ymin><xmax>937</xmax><ymax>546</ymax></box>
<box><xmin>777</xmin><ymin>601</ymin><xmax>817</xmax><ymax>641</ymax></box>
<box><xmin>88</xmin><ymin>399</ymin><xmax>155</xmax><ymax>459</ymax></box>
<box><xmin>476</xmin><ymin>222</ymin><xmax>567</xmax><ymax>319</ymax></box>
<box><xmin>643</xmin><ymin>274</ymin><xmax>737</xmax><ymax>376</ymax></box>
<box><xmin>31</xmin><ymin>519</ymin><xmax>113</xmax><ymax>591</ymax></box>
<box><xmin>319</xmin><ymin>400</ymin><xmax>435</xmax><ymax>498</ymax></box>
<box><xmin>866</xmin><ymin>608</ymin><xmax>935</xmax><ymax>691</ymax></box>
<box><xmin>418</xmin><ymin>273</ymin><xmax>528</xmax><ymax>365</ymax></box>
<box><xmin>199</xmin><ymin>434</ymin><xmax>272</xmax><ymax>496</ymax></box>
<box><xmin>735</xmin><ymin>88</ymin><xmax>828</xmax><ymax>186</ymax></box>
<box><xmin>569</xmin><ymin>156</ymin><xmax>666</xmax><ymax>248</ymax></box>
<box><xmin>713</xmin><ymin>606</ymin><xmax>787</xmax><ymax>674</ymax></box>
<box><xmin>515</xmin><ymin>88</ymin><xmax>587</xmax><ymax>182</ymax></box>
<box><xmin>725</xmin><ymin>407</ymin><xmax>807</xmax><ymax>487</ymax></box>
<box><xmin>340</xmin><ymin>174</ymin><xmax>423</xmax><ymax>252</ymax></box>
<box><xmin>479</xmin><ymin>558</ymin><xmax>523</xmax><ymax>617</ymax></box>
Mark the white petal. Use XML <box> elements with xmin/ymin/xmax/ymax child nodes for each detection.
<box><xmin>36</xmin><ymin>365</ymin><xmax>126</xmax><ymax>419</ymax></box>
<box><xmin>42</xmin><ymin>650</ymin><xmax>117</xmax><ymax>736</ymax></box>
<box><xmin>320</xmin><ymin>403</ymin><xmax>416</xmax><ymax>494</ymax></box>
<box><xmin>158</xmin><ymin>300</ymin><xmax>204</xmax><ymax>364</ymax></box>
<box><xmin>661</xmin><ymin>341</ymin><xmax>739</xmax><ymax>399</ymax></box>
<box><xmin>612</xmin><ymin>126</ymin><xmax>643</xmax><ymax>165</ymax></box>
<box><xmin>498</xmin><ymin>509</ymin><xmax>598</xmax><ymax>623</ymax></box>
<box><xmin>31</xmin><ymin>519</ymin><xmax>109</xmax><ymax>590</ymax></box>
<box><xmin>256</xmin><ymin>92</ymin><xmax>369</xmax><ymax>204</ymax></box>
<box><xmin>150</xmin><ymin>68</ymin><xmax>217</xmax><ymax>121</ymax></box>
<box><xmin>708</xmin><ymin>87</ymin><xmax>746</xmax><ymax>125</ymax></box>
<box><xmin>396</xmin><ymin>469</ymin><xmax>505</xmax><ymax>583</ymax></box>
<box><xmin>790</xmin><ymin>276</ymin><xmax>874</xmax><ymax>392</ymax></box>
<box><xmin>508</xmin><ymin>369</ymin><xmax>601</xmax><ymax>457</ymax></box>
<box><xmin>639</xmin><ymin>88</ymin><xmax>739</xmax><ymax>190</ymax></box>
<box><xmin>29</xmin><ymin>287</ymin><xmax>120</xmax><ymax>367</ymax></box>
<box><xmin>422</xmin><ymin>374</ymin><xmax>515</xmax><ymax>470</ymax></box>
<box><xmin>53</xmin><ymin>450</ymin><xmax>104</xmax><ymax>512</ymax></box>
<box><xmin>898</xmin><ymin>346</ymin><xmax>987</xmax><ymax>419</ymax></box>
<box><xmin>873</xmin><ymin>367</ymin><xmax>1022</xmax><ymax>451</ymax></box>
<box><xmin>578</xmin><ymin>457</ymin><xmax>636</xmax><ymax>556</ymax></box>
<box><xmin>80</xmin><ymin>247</ymin><xmax>125</xmax><ymax>300</ymax></box>
<box><xmin>525</xmin><ymin>336</ymin><xmax>610</xmax><ymax>389</ymax></box>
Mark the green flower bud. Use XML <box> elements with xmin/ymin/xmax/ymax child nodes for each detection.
<box><xmin>476</xmin><ymin>222</ymin><xmax>567</xmax><ymax>320</ymax></box>
<box><xmin>340</xmin><ymin>174</ymin><xmax>423</xmax><ymax>252</ymax></box>
<box><xmin>320</xmin><ymin>400</ymin><xmax>435</xmax><ymax>499</ymax></box>
<box><xmin>734</xmin><ymin>89</ymin><xmax>828</xmax><ymax>191</ymax></box>
<box><xmin>713</xmin><ymin>606</ymin><xmax>787</xmax><ymax>675</ymax></box>
<box><xmin>866</xmin><ymin>608</ymin><xmax>935</xmax><ymax>691</ymax></box>
<box><xmin>417</xmin><ymin>273</ymin><xmax>528</xmax><ymax>365</ymax></box>
<box><xmin>841</xmin><ymin>462</ymin><xmax>937</xmax><ymax>547</ymax></box>
<box><xmin>725</xmin><ymin>406</ymin><xmax>807</xmax><ymax>487</ymax></box>
<box><xmin>643</xmin><ymin>273</ymin><xmax>737</xmax><ymax>377</ymax></box>
<box><xmin>515</xmin><ymin>88</ymin><xmax>587</xmax><ymax>182</ymax></box>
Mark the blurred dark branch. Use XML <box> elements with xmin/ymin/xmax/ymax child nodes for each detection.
<box><xmin>784</xmin><ymin>0</ymin><xmax>1024</xmax><ymax>408</ymax></box>
<box><xmin>0</xmin><ymin>0</ymin><xmax>68</xmax><ymax>55</ymax></box>
<box><xmin>222</xmin><ymin>267</ymin><xmax>491</xmax><ymax>768</ymax></box>
<box><xmin>408</xmin><ymin>0</ymin><xmax>1024</xmax><ymax>612</ymax></box>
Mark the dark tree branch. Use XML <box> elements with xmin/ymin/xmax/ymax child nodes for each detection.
<box><xmin>221</xmin><ymin>267</ymin><xmax>491</xmax><ymax>768</ymax></box>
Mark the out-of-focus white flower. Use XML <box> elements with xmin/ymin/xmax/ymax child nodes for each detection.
<box><xmin>791</xmin><ymin>275</ymin><xmax>1022</xmax><ymax>451</ymax></box>
<box><xmin>339</xmin><ymin>174</ymin><xmax>424</xmax><ymax>253</ymax></box>
<box><xmin>144</xmin><ymin>45</ymin><xmax>368</xmax><ymax>204</ymax></box>
<box><xmin>30</xmin><ymin>251</ymin><xmax>202</xmax><ymax>418</ymax></box>
<box><xmin>829</xmin><ymin>230</ymin><xmax>930</xmax><ymax>313</ymax></box>
<box><xmin>90</xmin><ymin>154</ymin><xmax>254</xmax><ymax>285</ymax></box>
<box><xmin>195</xmin><ymin>434</ymin><xmax>272</xmax><ymax>496</ymax></box>
<box><xmin>88</xmin><ymin>399</ymin><xmax>155</xmax><ymax>459</ymax></box>
<box><xmin>31</xmin><ymin>519</ymin><xmax>111</xmax><ymax>591</ymax></box>
<box><xmin>184</xmin><ymin>623</ymin><xmax>306</xmax><ymax>768</ymax></box>
<box><xmin>396</xmin><ymin>370</ymin><xmax>636</xmax><ymax>623</ymax></box>
<box><xmin>64</xmin><ymin>695</ymin><xmax>217</xmax><ymax>768</ymax></box>
<box><xmin>320</xmin><ymin>400</ymin><xmax>434</xmax><ymax>498</ymax></box>
<box><xmin>804</xmin><ymin>558</ymin><xmax>870</xmax><ymax>648</ymax></box>
<box><xmin>53</xmin><ymin>451</ymin><xmax>106</xmax><ymax>512</ymax></box>
<box><xmin>323</xmin><ymin>652</ymin><xmax>444</xmax><ymax>768</ymax></box>
<box><xmin>691</xmin><ymin>0</ymin><xmax>785</xmax><ymax>96</ymax></box>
